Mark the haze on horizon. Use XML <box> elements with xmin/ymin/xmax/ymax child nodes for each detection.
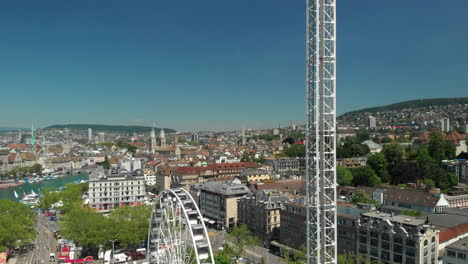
<box><xmin>1</xmin><ymin>0</ymin><xmax>467</xmax><ymax>131</ymax></box>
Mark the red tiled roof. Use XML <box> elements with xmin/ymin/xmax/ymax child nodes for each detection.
<box><xmin>439</xmin><ymin>222</ymin><xmax>468</xmax><ymax>243</ymax></box>
<box><xmin>250</xmin><ymin>179</ymin><xmax>306</xmax><ymax>194</ymax></box>
<box><xmin>206</xmin><ymin>161</ymin><xmax>257</xmax><ymax>170</ymax></box>
<box><xmin>8</xmin><ymin>153</ymin><xmax>16</xmax><ymax>163</ymax></box>
<box><xmin>130</xmin><ymin>142</ymin><xmax>147</xmax><ymax>146</ymax></box>
<box><xmin>7</xmin><ymin>144</ymin><xmax>28</xmax><ymax>149</ymax></box>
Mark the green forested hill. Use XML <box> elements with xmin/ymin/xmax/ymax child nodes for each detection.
<box><xmin>44</xmin><ymin>124</ymin><xmax>176</xmax><ymax>133</ymax></box>
<box><xmin>340</xmin><ymin>97</ymin><xmax>468</xmax><ymax>117</ymax></box>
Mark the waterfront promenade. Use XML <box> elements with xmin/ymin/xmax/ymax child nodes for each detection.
<box><xmin>0</xmin><ymin>173</ymin><xmax>88</xmax><ymax>201</ymax></box>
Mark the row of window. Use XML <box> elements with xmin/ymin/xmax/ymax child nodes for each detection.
<box><xmin>447</xmin><ymin>250</ymin><xmax>467</xmax><ymax>260</ymax></box>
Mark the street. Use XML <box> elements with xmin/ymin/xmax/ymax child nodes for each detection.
<box><xmin>8</xmin><ymin>213</ymin><xmax>58</xmax><ymax>264</ymax></box>
<box><xmin>208</xmin><ymin>228</ymin><xmax>286</xmax><ymax>264</ymax></box>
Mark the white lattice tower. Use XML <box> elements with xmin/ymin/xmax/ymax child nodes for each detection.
<box><xmin>305</xmin><ymin>0</ymin><xmax>337</xmax><ymax>263</ymax></box>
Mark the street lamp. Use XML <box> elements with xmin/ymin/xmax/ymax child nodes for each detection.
<box><xmin>106</xmin><ymin>239</ymin><xmax>117</xmax><ymax>264</ymax></box>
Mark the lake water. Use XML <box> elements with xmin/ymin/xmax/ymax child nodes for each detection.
<box><xmin>0</xmin><ymin>173</ymin><xmax>89</xmax><ymax>202</ymax></box>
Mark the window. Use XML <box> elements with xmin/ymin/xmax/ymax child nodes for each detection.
<box><xmin>382</xmin><ymin>241</ymin><xmax>390</xmax><ymax>250</ymax></box>
<box><xmin>431</xmin><ymin>236</ymin><xmax>436</xmax><ymax>243</ymax></box>
<box><xmin>447</xmin><ymin>250</ymin><xmax>456</xmax><ymax>257</ymax></box>
<box><xmin>393</xmin><ymin>253</ymin><xmax>402</xmax><ymax>263</ymax></box>
<box><xmin>394</xmin><ymin>236</ymin><xmax>402</xmax><ymax>244</ymax></box>
<box><xmin>424</xmin><ymin>239</ymin><xmax>428</xmax><ymax>246</ymax></box>
<box><xmin>382</xmin><ymin>233</ymin><xmax>390</xmax><ymax>241</ymax></box>
<box><xmin>458</xmin><ymin>252</ymin><xmax>467</xmax><ymax>260</ymax></box>
<box><xmin>359</xmin><ymin>235</ymin><xmax>367</xmax><ymax>244</ymax></box>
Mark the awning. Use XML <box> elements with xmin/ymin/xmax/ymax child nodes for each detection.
<box><xmin>208</xmin><ymin>220</ymin><xmax>215</xmax><ymax>224</ymax></box>
<box><xmin>203</xmin><ymin>218</ymin><xmax>210</xmax><ymax>222</ymax></box>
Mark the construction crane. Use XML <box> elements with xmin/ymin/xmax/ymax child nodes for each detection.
<box><xmin>305</xmin><ymin>0</ymin><xmax>337</xmax><ymax>263</ymax></box>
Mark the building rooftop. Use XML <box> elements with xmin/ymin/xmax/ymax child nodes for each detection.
<box><xmin>200</xmin><ymin>180</ymin><xmax>249</xmax><ymax>196</ymax></box>
<box><xmin>446</xmin><ymin>236</ymin><xmax>468</xmax><ymax>252</ymax></box>
<box><xmin>417</xmin><ymin>212</ymin><xmax>468</xmax><ymax>229</ymax></box>
<box><xmin>362</xmin><ymin>211</ymin><xmax>426</xmax><ymax>227</ymax></box>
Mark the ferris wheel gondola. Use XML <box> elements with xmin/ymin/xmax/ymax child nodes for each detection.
<box><xmin>147</xmin><ymin>188</ymin><xmax>214</xmax><ymax>264</ymax></box>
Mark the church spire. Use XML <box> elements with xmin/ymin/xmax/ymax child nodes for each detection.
<box><xmin>31</xmin><ymin>122</ymin><xmax>35</xmax><ymax>146</ymax></box>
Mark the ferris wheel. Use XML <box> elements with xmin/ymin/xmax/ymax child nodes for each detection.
<box><xmin>147</xmin><ymin>188</ymin><xmax>215</xmax><ymax>264</ymax></box>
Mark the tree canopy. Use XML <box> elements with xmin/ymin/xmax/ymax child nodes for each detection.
<box><xmin>337</xmin><ymin>166</ymin><xmax>353</xmax><ymax>186</ymax></box>
<box><xmin>0</xmin><ymin>200</ymin><xmax>37</xmax><ymax>251</ymax></box>
<box><xmin>351</xmin><ymin>166</ymin><xmax>382</xmax><ymax>187</ymax></box>
<box><xmin>285</xmin><ymin>144</ymin><xmax>306</xmax><ymax>158</ymax></box>
<box><xmin>59</xmin><ymin>204</ymin><xmax>152</xmax><ymax>257</ymax></box>
<box><xmin>337</xmin><ymin>137</ymin><xmax>370</xmax><ymax>158</ymax></box>
<box><xmin>227</xmin><ymin>224</ymin><xmax>259</xmax><ymax>259</ymax></box>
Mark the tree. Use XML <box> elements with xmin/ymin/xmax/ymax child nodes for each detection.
<box><xmin>285</xmin><ymin>144</ymin><xmax>306</xmax><ymax>158</ymax></box>
<box><xmin>59</xmin><ymin>208</ymin><xmax>112</xmax><ymax>257</ymax></box>
<box><xmin>214</xmin><ymin>244</ymin><xmax>235</xmax><ymax>264</ymax></box>
<box><xmin>351</xmin><ymin>166</ymin><xmax>381</xmax><ymax>187</ymax></box>
<box><xmin>337</xmin><ymin>137</ymin><xmax>370</xmax><ymax>158</ymax></box>
<box><xmin>357</xmin><ymin>126</ymin><xmax>370</xmax><ymax>141</ymax></box>
<box><xmin>108</xmin><ymin>205</ymin><xmax>152</xmax><ymax>248</ymax></box>
<box><xmin>402</xmin><ymin>210</ymin><xmax>422</xmax><ymax>217</ymax></box>
<box><xmin>227</xmin><ymin>224</ymin><xmax>259</xmax><ymax>259</ymax></box>
<box><xmin>428</xmin><ymin>131</ymin><xmax>446</xmax><ymax>163</ymax></box>
<box><xmin>448</xmin><ymin>172</ymin><xmax>458</xmax><ymax>187</ymax></box>
<box><xmin>381</xmin><ymin>137</ymin><xmax>393</xmax><ymax>143</ymax></box>
<box><xmin>444</xmin><ymin>142</ymin><xmax>457</xmax><ymax>160</ymax></box>
<box><xmin>102</xmin><ymin>156</ymin><xmax>111</xmax><ymax>170</ymax></box>
<box><xmin>383</xmin><ymin>143</ymin><xmax>404</xmax><ymax>169</ymax></box>
<box><xmin>37</xmin><ymin>188</ymin><xmax>61</xmax><ymax>211</ymax></box>
<box><xmin>349</xmin><ymin>190</ymin><xmax>380</xmax><ymax>208</ymax></box>
<box><xmin>337</xmin><ymin>166</ymin><xmax>353</xmax><ymax>186</ymax></box>
<box><xmin>0</xmin><ymin>200</ymin><xmax>37</xmax><ymax>251</ymax></box>
<box><xmin>282</xmin><ymin>244</ymin><xmax>307</xmax><ymax>264</ymax></box>
<box><xmin>59</xmin><ymin>183</ymin><xmax>88</xmax><ymax>214</ymax></box>
<box><xmin>366</xmin><ymin>153</ymin><xmax>390</xmax><ymax>183</ymax></box>
<box><xmin>338</xmin><ymin>253</ymin><xmax>372</xmax><ymax>264</ymax></box>
<box><xmin>240</xmin><ymin>152</ymin><xmax>251</xmax><ymax>162</ymax></box>
<box><xmin>30</xmin><ymin>164</ymin><xmax>43</xmax><ymax>174</ymax></box>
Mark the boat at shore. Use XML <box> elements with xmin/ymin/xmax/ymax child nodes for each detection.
<box><xmin>0</xmin><ymin>180</ymin><xmax>23</xmax><ymax>189</ymax></box>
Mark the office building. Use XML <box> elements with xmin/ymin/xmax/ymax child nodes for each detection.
<box><xmin>367</xmin><ymin>116</ymin><xmax>377</xmax><ymax>129</ymax></box>
<box><xmin>198</xmin><ymin>179</ymin><xmax>249</xmax><ymax>228</ymax></box>
<box><xmin>98</xmin><ymin>132</ymin><xmax>105</xmax><ymax>143</ymax></box>
<box><xmin>442</xmin><ymin>118</ymin><xmax>451</xmax><ymax>133</ymax></box>
<box><xmin>88</xmin><ymin>128</ymin><xmax>93</xmax><ymax>143</ymax></box>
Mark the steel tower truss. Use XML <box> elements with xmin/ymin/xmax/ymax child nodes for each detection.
<box><xmin>306</xmin><ymin>0</ymin><xmax>337</xmax><ymax>263</ymax></box>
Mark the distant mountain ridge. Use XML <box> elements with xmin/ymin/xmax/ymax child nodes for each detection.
<box><xmin>44</xmin><ymin>124</ymin><xmax>176</xmax><ymax>133</ymax></box>
<box><xmin>340</xmin><ymin>97</ymin><xmax>468</xmax><ymax>117</ymax></box>
<box><xmin>0</xmin><ymin>127</ymin><xmax>28</xmax><ymax>132</ymax></box>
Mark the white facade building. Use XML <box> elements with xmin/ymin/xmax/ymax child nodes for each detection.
<box><xmin>88</xmin><ymin>169</ymin><xmax>146</xmax><ymax>212</ymax></box>
<box><xmin>144</xmin><ymin>174</ymin><xmax>156</xmax><ymax>186</ymax></box>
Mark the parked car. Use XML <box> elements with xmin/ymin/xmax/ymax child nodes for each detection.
<box><xmin>131</xmin><ymin>252</ymin><xmax>146</xmax><ymax>260</ymax></box>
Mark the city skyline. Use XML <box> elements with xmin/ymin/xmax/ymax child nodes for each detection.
<box><xmin>1</xmin><ymin>0</ymin><xmax>467</xmax><ymax>131</ymax></box>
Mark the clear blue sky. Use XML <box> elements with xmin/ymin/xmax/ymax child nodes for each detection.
<box><xmin>1</xmin><ymin>0</ymin><xmax>467</xmax><ymax>131</ymax></box>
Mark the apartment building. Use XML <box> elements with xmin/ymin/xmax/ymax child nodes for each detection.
<box><xmin>272</xmin><ymin>158</ymin><xmax>303</xmax><ymax>174</ymax></box>
<box><xmin>279</xmin><ymin>198</ymin><xmax>306</xmax><ymax>250</ymax></box>
<box><xmin>88</xmin><ymin>169</ymin><xmax>146</xmax><ymax>212</ymax></box>
<box><xmin>237</xmin><ymin>190</ymin><xmax>288</xmax><ymax>245</ymax></box>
